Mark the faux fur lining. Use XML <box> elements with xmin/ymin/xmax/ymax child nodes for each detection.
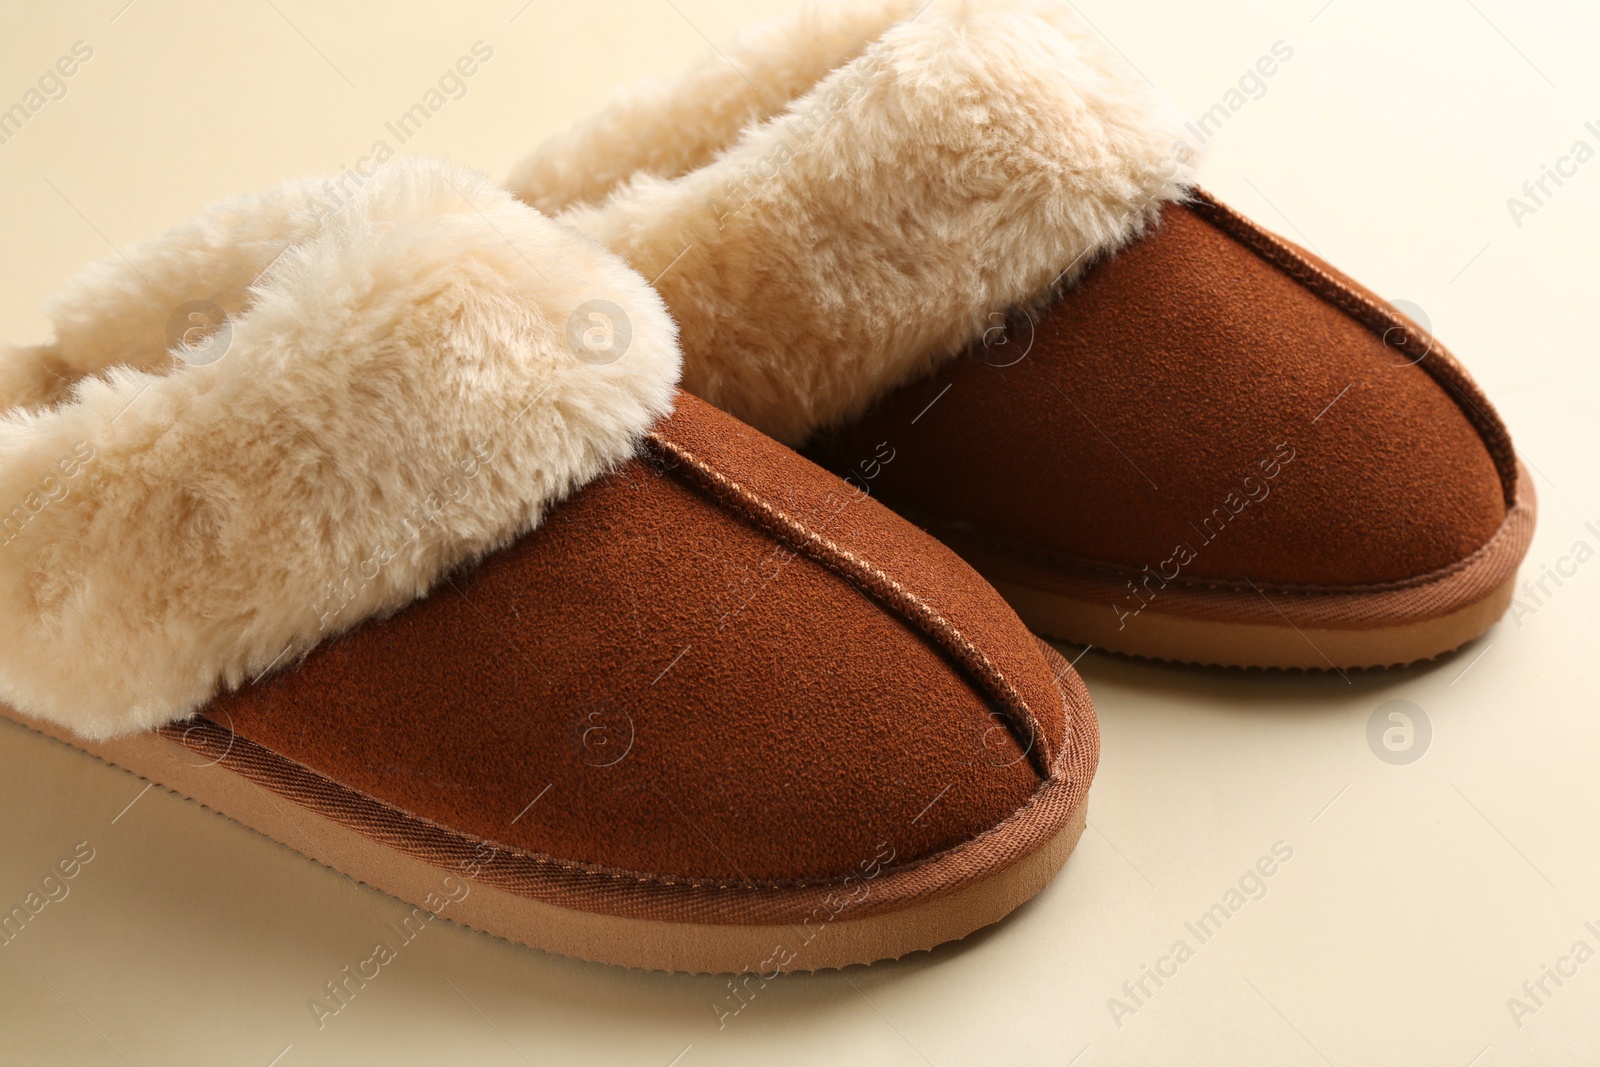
<box><xmin>510</xmin><ymin>0</ymin><xmax>1195</xmax><ymax>445</ymax></box>
<box><xmin>508</xmin><ymin>0</ymin><xmax>925</xmax><ymax>218</ymax></box>
<box><xmin>0</xmin><ymin>159</ymin><xmax>680</xmax><ymax>739</ymax></box>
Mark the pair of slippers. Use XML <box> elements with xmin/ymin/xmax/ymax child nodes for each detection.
<box><xmin>0</xmin><ymin>0</ymin><xmax>1534</xmax><ymax>974</ymax></box>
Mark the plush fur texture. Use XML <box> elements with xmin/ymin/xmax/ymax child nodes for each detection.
<box><xmin>510</xmin><ymin>0</ymin><xmax>1195</xmax><ymax>445</ymax></box>
<box><xmin>0</xmin><ymin>159</ymin><xmax>680</xmax><ymax>738</ymax></box>
<box><xmin>508</xmin><ymin>0</ymin><xmax>925</xmax><ymax>218</ymax></box>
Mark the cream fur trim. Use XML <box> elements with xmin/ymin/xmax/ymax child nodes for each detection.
<box><xmin>0</xmin><ymin>159</ymin><xmax>680</xmax><ymax>738</ymax></box>
<box><xmin>511</xmin><ymin>0</ymin><xmax>1195</xmax><ymax>445</ymax></box>
<box><xmin>509</xmin><ymin>0</ymin><xmax>926</xmax><ymax>218</ymax></box>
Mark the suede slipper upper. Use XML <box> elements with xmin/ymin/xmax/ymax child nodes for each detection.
<box><xmin>509</xmin><ymin>0</ymin><xmax>1535</xmax><ymax>670</ymax></box>
<box><xmin>0</xmin><ymin>158</ymin><xmax>1098</xmax><ymax>973</ymax></box>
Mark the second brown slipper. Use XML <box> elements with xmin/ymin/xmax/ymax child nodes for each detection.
<box><xmin>510</xmin><ymin>0</ymin><xmax>1536</xmax><ymax>670</ymax></box>
<box><xmin>0</xmin><ymin>158</ymin><xmax>1098</xmax><ymax>973</ymax></box>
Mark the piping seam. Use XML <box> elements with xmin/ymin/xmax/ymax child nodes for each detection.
<box><xmin>644</xmin><ymin>429</ymin><xmax>1056</xmax><ymax>779</ymax></box>
<box><xmin>1184</xmin><ymin>188</ymin><xmax>1519</xmax><ymax>510</ymax></box>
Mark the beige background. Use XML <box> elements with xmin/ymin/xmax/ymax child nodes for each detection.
<box><xmin>2</xmin><ymin>0</ymin><xmax>1598</xmax><ymax>1063</ymax></box>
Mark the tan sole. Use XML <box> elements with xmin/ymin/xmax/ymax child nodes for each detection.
<box><xmin>938</xmin><ymin>460</ymin><xmax>1537</xmax><ymax>671</ymax></box>
<box><xmin>996</xmin><ymin>572</ymin><xmax>1517</xmax><ymax>671</ymax></box>
<box><xmin>0</xmin><ymin>642</ymin><xmax>1095</xmax><ymax>974</ymax></box>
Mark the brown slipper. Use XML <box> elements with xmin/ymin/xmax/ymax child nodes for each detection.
<box><xmin>0</xmin><ymin>158</ymin><xmax>1098</xmax><ymax>973</ymax></box>
<box><xmin>510</xmin><ymin>0</ymin><xmax>1535</xmax><ymax>671</ymax></box>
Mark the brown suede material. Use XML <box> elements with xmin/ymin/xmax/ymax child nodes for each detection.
<box><xmin>1188</xmin><ymin>192</ymin><xmax>1519</xmax><ymax>508</ymax></box>
<box><xmin>139</xmin><ymin>650</ymin><xmax>1096</xmax><ymax>925</ymax></box>
<box><xmin>648</xmin><ymin>398</ymin><xmax>1063</xmax><ymax>769</ymax></box>
<box><xmin>204</xmin><ymin>394</ymin><xmax>1066</xmax><ymax>884</ymax></box>
<box><xmin>809</xmin><ymin>197</ymin><xmax>1509</xmax><ymax>588</ymax></box>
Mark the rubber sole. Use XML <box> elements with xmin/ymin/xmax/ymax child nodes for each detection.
<box><xmin>0</xmin><ymin>642</ymin><xmax>1095</xmax><ymax>974</ymax></box>
<box><xmin>944</xmin><ymin>462</ymin><xmax>1537</xmax><ymax>671</ymax></box>
<box><xmin>997</xmin><ymin>572</ymin><xmax>1516</xmax><ymax>671</ymax></box>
